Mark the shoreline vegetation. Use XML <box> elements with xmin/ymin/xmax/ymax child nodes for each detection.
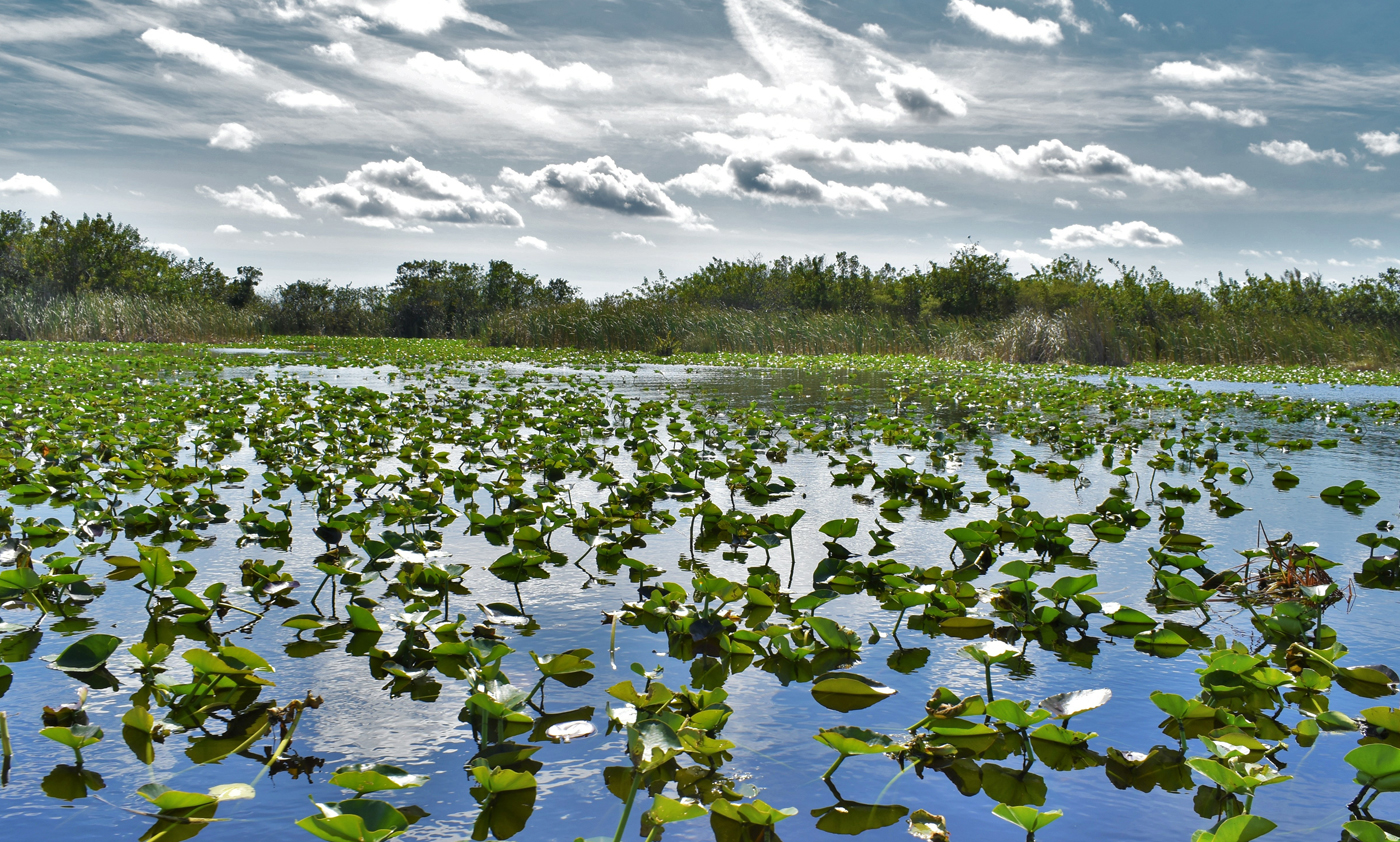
<box><xmin>4</xmin><ymin>208</ymin><xmax>1399</xmax><ymax>366</ymax></box>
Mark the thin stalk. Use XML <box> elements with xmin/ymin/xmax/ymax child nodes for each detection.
<box><xmin>611</xmin><ymin>759</ymin><xmax>645</xmax><ymax>842</ymax></box>
<box><xmin>984</xmin><ymin>663</ymin><xmax>995</xmax><ymax>702</ymax></box>
<box><xmin>821</xmin><ymin>754</ymin><xmax>846</xmax><ymax>780</ymax></box>
<box><xmin>610</xmin><ymin>610</ymin><xmax>620</xmax><ymax>670</ymax></box>
<box><xmin>0</xmin><ymin>712</ymin><xmax>10</xmax><ymax>759</ymax></box>
<box><xmin>250</xmin><ymin>707</ymin><xmax>303</xmax><ymax>786</ymax></box>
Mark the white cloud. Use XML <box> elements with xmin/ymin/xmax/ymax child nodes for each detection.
<box><xmin>197</xmin><ymin>184</ymin><xmax>299</xmax><ymax>218</ymax></box>
<box><xmin>1039</xmin><ymin>0</ymin><xmax>1090</xmax><ymax>33</ymax></box>
<box><xmin>869</xmin><ymin>61</ymin><xmax>969</xmax><ymax>120</ymax></box>
<box><xmin>1054</xmin><ymin>197</ymin><xmax>1079</xmax><ymax>209</ymax></box>
<box><xmin>268</xmin><ymin>90</ymin><xmax>352</xmax><ymax>110</ymax></box>
<box><xmin>153</xmin><ymin>242</ymin><xmax>190</xmax><ymax>258</ymax></box>
<box><xmin>1090</xmin><ymin>187</ymin><xmax>1127</xmax><ymax>199</ymax></box>
<box><xmin>152</xmin><ymin>0</ymin><xmax>203</xmax><ymax>6</ymax></box>
<box><xmin>1250</xmin><ymin>140</ymin><xmax>1348</xmax><ymax>166</ymax></box>
<box><xmin>1239</xmin><ymin>249</ymin><xmax>1262</xmax><ymax>257</ymax></box>
<box><xmin>1154</xmin><ymin>95</ymin><xmax>1266</xmax><ymax>127</ymax></box>
<box><xmin>1351</xmin><ymin>237</ymin><xmax>1383</xmax><ymax>249</ymax></box>
<box><xmin>209</xmin><ymin>122</ymin><xmax>258</xmax><ymax>151</ymax></box>
<box><xmin>214</xmin><ymin>224</ymin><xmax>240</xmax><ymax>234</ymax></box>
<box><xmin>499</xmin><ymin>156</ymin><xmax>708</xmax><ymax>228</ymax></box>
<box><xmin>688</xmin><ymin>132</ymin><xmax>1251</xmax><ymax>194</ymax></box>
<box><xmin>263</xmin><ymin>230</ymin><xmax>306</xmax><ymax>238</ymax></box>
<box><xmin>1328</xmin><ymin>258</ymin><xmax>1354</xmax><ymax>267</ymax></box>
<box><xmin>1001</xmin><ymin>248</ymin><xmax>1051</xmax><ymax>268</ymax></box>
<box><xmin>515</xmin><ymin>235</ymin><xmax>548</xmax><ymax>250</ymax></box>
<box><xmin>667</xmin><ymin>157</ymin><xmax>929</xmax><ymax>213</ymax></box>
<box><xmin>0</xmin><ymin>172</ymin><xmax>60</xmax><ymax>197</ymax></box>
<box><xmin>1358</xmin><ymin>131</ymin><xmax>1400</xmax><ymax>157</ymax></box>
<box><xmin>1120</xmin><ymin>13</ymin><xmax>1141</xmax><ymax>29</ymax></box>
<box><xmin>140</xmin><ymin>28</ymin><xmax>254</xmax><ymax>76</ymax></box>
<box><xmin>702</xmin><ymin>74</ymin><xmax>898</xmax><ymax>126</ymax></box>
<box><xmin>298</xmin><ymin>157</ymin><xmax>522</xmax><ymax>229</ymax></box>
<box><xmin>459</xmin><ymin>48</ymin><xmax>612</xmax><ymax>92</ymax></box>
<box><xmin>612</xmin><ymin>231</ymin><xmax>655</xmax><ymax>246</ymax></box>
<box><xmin>1042</xmin><ymin>220</ymin><xmax>1183</xmax><ymax>249</ymax></box>
<box><xmin>859</xmin><ymin>22</ymin><xmax>888</xmax><ymax>39</ymax></box>
<box><xmin>311</xmin><ymin>42</ymin><xmax>357</xmax><ymax>64</ymax></box>
<box><xmin>946</xmin><ymin>0</ymin><xmax>1063</xmax><ymax>46</ymax></box>
<box><xmin>1151</xmin><ymin>60</ymin><xmax>1262</xmax><ymax>87</ymax></box>
<box><xmin>407</xmin><ymin>51</ymin><xmax>484</xmax><ymax>85</ymax></box>
<box><xmin>307</xmin><ymin>0</ymin><xmax>509</xmax><ymax>35</ymax></box>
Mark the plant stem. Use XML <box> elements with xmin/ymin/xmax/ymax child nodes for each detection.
<box><xmin>984</xmin><ymin>663</ymin><xmax>995</xmax><ymax>701</ymax></box>
<box><xmin>250</xmin><ymin>707</ymin><xmax>303</xmax><ymax>786</ymax></box>
<box><xmin>0</xmin><ymin>711</ymin><xmax>10</xmax><ymax>760</ymax></box>
<box><xmin>821</xmin><ymin>754</ymin><xmax>846</xmax><ymax>780</ymax></box>
<box><xmin>611</xmin><ymin>762</ymin><xmax>645</xmax><ymax>842</ymax></box>
<box><xmin>1349</xmin><ymin>784</ymin><xmax>1372</xmax><ymax>812</ymax></box>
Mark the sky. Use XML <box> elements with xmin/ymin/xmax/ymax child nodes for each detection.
<box><xmin>1</xmin><ymin>0</ymin><xmax>1397</xmax><ymax>296</ymax></box>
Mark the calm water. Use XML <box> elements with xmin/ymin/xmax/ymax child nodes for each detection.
<box><xmin>3</xmin><ymin>362</ymin><xmax>1398</xmax><ymax>842</ymax></box>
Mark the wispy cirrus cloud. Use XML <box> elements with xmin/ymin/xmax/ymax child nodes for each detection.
<box><xmin>140</xmin><ymin>28</ymin><xmax>254</xmax><ymax>76</ymax></box>
<box><xmin>947</xmin><ymin>0</ymin><xmax>1063</xmax><ymax>46</ymax></box>
<box><xmin>306</xmin><ymin>0</ymin><xmax>509</xmax><ymax>35</ymax></box>
<box><xmin>1250</xmin><ymin>140</ymin><xmax>1347</xmax><ymax>166</ymax></box>
<box><xmin>196</xmin><ymin>184</ymin><xmax>300</xmax><ymax>218</ymax></box>
<box><xmin>1351</xmin><ymin>237</ymin><xmax>1382</xmax><ymax>249</ymax></box>
<box><xmin>1154</xmin><ymin>95</ymin><xmax>1266</xmax><ymax>127</ymax></box>
<box><xmin>297</xmin><ymin>157</ymin><xmax>522</xmax><ymax>229</ymax></box>
<box><xmin>1042</xmin><ymin>220</ymin><xmax>1182</xmax><ymax>249</ymax></box>
<box><xmin>498</xmin><ymin>156</ymin><xmax>708</xmax><ymax>228</ymax></box>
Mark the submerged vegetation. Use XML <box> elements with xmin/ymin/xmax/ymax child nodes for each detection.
<box><xmin>2</xmin><ymin>338</ymin><xmax>1400</xmax><ymax>840</ymax></box>
<box><xmin>4</xmin><ymin>208</ymin><xmax>1400</xmax><ymax>365</ymax></box>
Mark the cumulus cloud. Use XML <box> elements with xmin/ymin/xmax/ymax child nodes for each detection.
<box><xmin>515</xmin><ymin>235</ymin><xmax>548</xmax><ymax>250</ymax></box>
<box><xmin>612</xmin><ymin>231</ymin><xmax>655</xmax><ymax>246</ymax></box>
<box><xmin>1351</xmin><ymin>237</ymin><xmax>1383</xmax><ymax>249</ymax></box>
<box><xmin>1090</xmin><ymin>187</ymin><xmax>1127</xmax><ymax>199</ymax></box>
<box><xmin>268</xmin><ymin>89</ymin><xmax>352</xmax><ymax>110</ymax></box>
<box><xmin>1042</xmin><ymin>220</ymin><xmax>1182</xmax><ymax>249</ymax></box>
<box><xmin>297</xmin><ymin>156</ymin><xmax>522</xmax><ymax>229</ymax></box>
<box><xmin>499</xmin><ymin>156</ymin><xmax>707</xmax><ymax>228</ymax></box>
<box><xmin>0</xmin><ymin>172</ymin><xmax>60</xmax><ymax>197</ymax></box>
<box><xmin>1358</xmin><ymin>131</ymin><xmax>1400</xmax><ymax>157</ymax></box>
<box><xmin>153</xmin><ymin>242</ymin><xmax>190</xmax><ymax>258</ymax></box>
<box><xmin>1151</xmin><ymin>60</ymin><xmax>1262</xmax><ymax>87</ymax></box>
<box><xmin>209</xmin><ymin>122</ymin><xmax>258</xmax><ymax>151</ymax></box>
<box><xmin>869</xmin><ymin>61</ymin><xmax>969</xmax><ymax>120</ymax></box>
<box><xmin>1054</xmin><ymin>197</ymin><xmax>1079</xmax><ymax>209</ymax></box>
<box><xmin>1154</xmin><ymin>95</ymin><xmax>1266</xmax><ymax>127</ymax></box>
<box><xmin>140</xmin><ymin>28</ymin><xmax>254</xmax><ymax>76</ymax></box>
<box><xmin>307</xmin><ymin>0</ymin><xmax>508</xmax><ymax>35</ymax></box>
<box><xmin>859</xmin><ymin>22</ymin><xmax>888</xmax><ymax>39</ymax></box>
<box><xmin>407</xmin><ymin>51</ymin><xmax>484</xmax><ymax>85</ymax></box>
<box><xmin>688</xmin><ymin>132</ymin><xmax>1251</xmax><ymax>194</ymax></box>
<box><xmin>667</xmin><ymin>157</ymin><xmax>929</xmax><ymax>213</ymax></box>
<box><xmin>1250</xmin><ymin>140</ymin><xmax>1347</xmax><ymax>166</ymax></box>
<box><xmin>214</xmin><ymin>224</ymin><xmax>240</xmax><ymax>234</ymax></box>
<box><xmin>196</xmin><ymin>184</ymin><xmax>300</xmax><ymax>218</ymax></box>
<box><xmin>947</xmin><ymin>0</ymin><xmax>1063</xmax><ymax>46</ymax></box>
<box><xmin>1120</xmin><ymin>13</ymin><xmax>1141</xmax><ymax>29</ymax></box>
<box><xmin>311</xmin><ymin>42</ymin><xmax>357</xmax><ymax>63</ymax></box>
<box><xmin>459</xmin><ymin>48</ymin><xmax>612</xmax><ymax>91</ymax></box>
<box><xmin>702</xmin><ymin>74</ymin><xmax>897</xmax><ymax>126</ymax></box>
<box><xmin>1001</xmin><ymin>248</ymin><xmax>1052</xmax><ymax>268</ymax></box>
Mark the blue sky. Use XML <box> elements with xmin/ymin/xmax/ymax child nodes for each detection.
<box><xmin>1</xmin><ymin>0</ymin><xmax>1396</xmax><ymax>295</ymax></box>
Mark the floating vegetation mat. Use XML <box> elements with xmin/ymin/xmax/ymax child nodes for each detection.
<box><xmin>2</xmin><ymin>339</ymin><xmax>1400</xmax><ymax>842</ymax></box>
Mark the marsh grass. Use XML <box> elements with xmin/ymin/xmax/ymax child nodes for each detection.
<box><xmin>0</xmin><ymin>291</ymin><xmax>263</xmax><ymax>343</ymax></box>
